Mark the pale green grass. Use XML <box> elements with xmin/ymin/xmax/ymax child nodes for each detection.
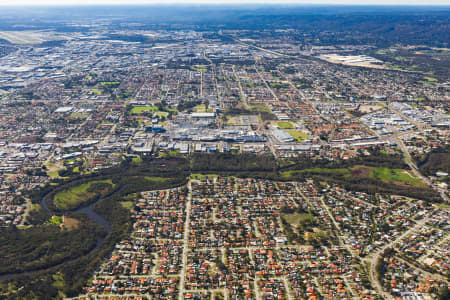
<box><xmin>285</xmin><ymin>130</ymin><xmax>312</xmax><ymax>142</ymax></box>
<box><xmin>48</xmin><ymin>171</ymin><xmax>60</xmax><ymax>178</ymax></box>
<box><xmin>120</xmin><ymin>201</ymin><xmax>135</xmax><ymax>211</ymax></box>
<box><xmin>130</xmin><ymin>105</ymin><xmax>158</xmax><ymax>115</ymax></box>
<box><xmin>145</xmin><ymin>176</ymin><xmax>170</xmax><ymax>182</ymax></box>
<box><xmin>190</xmin><ymin>173</ymin><xmax>218</xmax><ymax>180</ymax></box>
<box><xmin>53</xmin><ymin>179</ymin><xmax>114</xmax><ymax>210</ymax></box>
<box><xmin>100</xmin><ymin>81</ymin><xmax>120</xmax><ymax>86</ymax></box>
<box><xmin>282</xmin><ymin>213</ymin><xmax>315</xmax><ymax>226</ymax></box>
<box><xmin>277</xmin><ymin>121</ymin><xmax>294</xmax><ymax>129</ymax></box>
<box><xmin>132</xmin><ymin>156</ymin><xmax>143</xmax><ymax>164</ymax></box>
<box><xmin>191</xmin><ymin>66</ymin><xmax>207</xmax><ymax>72</ymax></box>
<box><xmin>249</xmin><ymin>103</ymin><xmax>271</xmax><ymax>113</ymax></box>
<box><xmin>370</xmin><ymin>167</ymin><xmax>424</xmax><ymax>186</ymax></box>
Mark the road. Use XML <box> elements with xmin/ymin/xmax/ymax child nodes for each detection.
<box><xmin>397</xmin><ymin>137</ymin><xmax>449</xmax><ymax>203</ymax></box>
<box><xmin>366</xmin><ymin>209</ymin><xmax>438</xmax><ymax>299</ymax></box>
<box><xmin>318</xmin><ymin>196</ymin><xmax>354</xmax><ymax>255</ymax></box>
<box><xmin>178</xmin><ymin>180</ymin><xmax>192</xmax><ymax>300</ymax></box>
<box><xmin>232</xmin><ymin>65</ymin><xmax>249</xmax><ymax>108</ymax></box>
<box><xmin>253</xmin><ymin>64</ymin><xmax>280</xmax><ymax>102</ymax></box>
<box><xmin>222</xmin><ymin>33</ymin><xmax>312</xmax><ymax>63</ymax></box>
<box><xmin>342</xmin><ymin>276</ymin><xmax>357</xmax><ymax>299</ymax></box>
<box><xmin>395</xmin><ymin>256</ymin><xmax>449</xmax><ymax>284</ymax></box>
<box><xmin>388</xmin><ymin>103</ymin><xmax>448</xmax><ymax>203</ymax></box>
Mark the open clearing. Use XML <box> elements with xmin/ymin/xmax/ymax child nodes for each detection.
<box><xmin>131</xmin><ymin>156</ymin><xmax>143</xmax><ymax>164</ymax></box>
<box><xmin>0</xmin><ymin>31</ymin><xmax>67</xmax><ymax>44</ymax></box>
<box><xmin>285</xmin><ymin>130</ymin><xmax>311</xmax><ymax>142</ymax></box>
<box><xmin>194</xmin><ymin>104</ymin><xmax>214</xmax><ymax>113</ymax></box>
<box><xmin>53</xmin><ymin>179</ymin><xmax>115</xmax><ymax>210</ymax></box>
<box><xmin>276</xmin><ymin>121</ymin><xmax>294</xmax><ymax>129</ymax></box>
<box><xmin>130</xmin><ymin>105</ymin><xmax>158</xmax><ymax>114</ymax></box>
<box><xmin>282</xmin><ymin>212</ymin><xmax>315</xmax><ymax>226</ymax></box>
<box><xmin>249</xmin><ymin>103</ymin><xmax>272</xmax><ymax>113</ymax></box>
<box><xmin>191</xmin><ymin>65</ymin><xmax>208</xmax><ymax>72</ymax></box>
<box><xmin>62</xmin><ymin>217</ymin><xmax>80</xmax><ymax>230</ymax></box>
<box><xmin>319</xmin><ymin>53</ymin><xmax>389</xmax><ymax>70</ymax></box>
<box><xmin>282</xmin><ymin>165</ymin><xmax>424</xmax><ymax>187</ymax></box>
<box><xmin>358</xmin><ymin>105</ymin><xmax>384</xmax><ymax>113</ymax></box>
<box><xmin>145</xmin><ymin>176</ymin><xmax>170</xmax><ymax>182</ymax></box>
<box><xmin>45</xmin><ymin>161</ymin><xmax>65</xmax><ymax>178</ymax></box>
<box><xmin>190</xmin><ymin>173</ymin><xmax>218</xmax><ymax>180</ymax></box>
<box><xmin>120</xmin><ymin>201</ymin><xmax>135</xmax><ymax>211</ymax></box>
<box><xmin>370</xmin><ymin>167</ymin><xmax>425</xmax><ymax>187</ymax></box>
<box><xmin>227</xmin><ymin>115</ymin><xmax>259</xmax><ymax>126</ymax></box>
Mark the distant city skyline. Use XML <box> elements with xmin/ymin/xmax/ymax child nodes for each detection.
<box><xmin>0</xmin><ymin>0</ymin><xmax>449</xmax><ymax>6</ymax></box>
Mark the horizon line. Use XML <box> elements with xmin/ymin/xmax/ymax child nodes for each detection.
<box><xmin>0</xmin><ymin>2</ymin><xmax>449</xmax><ymax>7</ymax></box>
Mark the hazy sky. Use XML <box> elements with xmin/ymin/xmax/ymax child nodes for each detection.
<box><xmin>0</xmin><ymin>0</ymin><xmax>449</xmax><ymax>6</ymax></box>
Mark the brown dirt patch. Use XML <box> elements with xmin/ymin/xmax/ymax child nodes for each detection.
<box><xmin>62</xmin><ymin>217</ymin><xmax>80</xmax><ymax>230</ymax></box>
<box><xmin>351</xmin><ymin>166</ymin><xmax>371</xmax><ymax>178</ymax></box>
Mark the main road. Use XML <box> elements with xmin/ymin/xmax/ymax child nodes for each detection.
<box><xmin>366</xmin><ymin>208</ymin><xmax>438</xmax><ymax>299</ymax></box>
<box><xmin>178</xmin><ymin>180</ymin><xmax>192</xmax><ymax>300</ymax></box>
<box><xmin>397</xmin><ymin>137</ymin><xmax>449</xmax><ymax>203</ymax></box>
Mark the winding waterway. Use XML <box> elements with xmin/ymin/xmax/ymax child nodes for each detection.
<box><xmin>41</xmin><ymin>194</ymin><xmax>111</xmax><ymax>234</ymax></box>
<box><xmin>0</xmin><ymin>193</ymin><xmax>111</xmax><ymax>281</ymax></box>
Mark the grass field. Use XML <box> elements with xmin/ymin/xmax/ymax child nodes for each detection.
<box><xmin>190</xmin><ymin>173</ymin><xmax>218</xmax><ymax>180</ymax></box>
<box><xmin>193</xmin><ymin>104</ymin><xmax>214</xmax><ymax>113</ymax></box>
<box><xmin>282</xmin><ymin>165</ymin><xmax>424</xmax><ymax>187</ymax></box>
<box><xmin>130</xmin><ymin>105</ymin><xmax>158</xmax><ymax>115</ymax></box>
<box><xmin>120</xmin><ymin>201</ymin><xmax>135</xmax><ymax>211</ymax></box>
<box><xmin>45</xmin><ymin>161</ymin><xmax>65</xmax><ymax>178</ymax></box>
<box><xmin>156</xmin><ymin>111</ymin><xmax>169</xmax><ymax>117</ymax></box>
<box><xmin>370</xmin><ymin>167</ymin><xmax>424</xmax><ymax>186</ymax></box>
<box><xmin>249</xmin><ymin>103</ymin><xmax>271</xmax><ymax>113</ymax></box>
<box><xmin>132</xmin><ymin>156</ymin><xmax>143</xmax><ymax>164</ymax></box>
<box><xmin>100</xmin><ymin>81</ymin><xmax>120</xmax><ymax>86</ymax></box>
<box><xmin>69</xmin><ymin>113</ymin><xmax>86</xmax><ymax>119</ymax></box>
<box><xmin>193</xmin><ymin>104</ymin><xmax>206</xmax><ymax>112</ymax></box>
<box><xmin>145</xmin><ymin>176</ymin><xmax>170</xmax><ymax>182</ymax></box>
<box><xmin>269</xmin><ymin>82</ymin><xmax>286</xmax><ymax>88</ymax></box>
<box><xmin>191</xmin><ymin>65</ymin><xmax>207</xmax><ymax>72</ymax></box>
<box><xmin>285</xmin><ymin>130</ymin><xmax>311</xmax><ymax>142</ymax></box>
<box><xmin>282</xmin><ymin>212</ymin><xmax>315</xmax><ymax>226</ymax></box>
<box><xmin>48</xmin><ymin>171</ymin><xmax>60</xmax><ymax>178</ymax></box>
<box><xmin>53</xmin><ymin>179</ymin><xmax>114</xmax><ymax>210</ymax></box>
<box><xmin>276</xmin><ymin>121</ymin><xmax>294</xmax><ymax>129</ymax></box>
<box><xmin>91</xmin><ymin>89</ymin><xmax>102</xmax><ymax>95</ymax></box>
